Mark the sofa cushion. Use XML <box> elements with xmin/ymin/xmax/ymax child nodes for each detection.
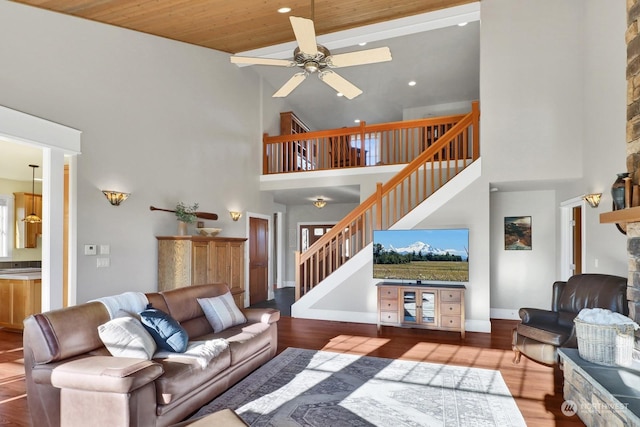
<box><xmin>98</xmin><ymin>317</ymin><xmax>157</xmax><ymax>360</ymax></box>
<box><xmin>197</xmin><ymin>293</ymin><xmax>246</xmax><ymax>333</ymax></box>
<box><xmin>153</xmin><ymin>347</ymin><xmax>231</xmax><ymax>405</ymax></box>
<box><xmin>140</xmin><ymin>306</ymin><xmax>189</xmax><ymax>353</ymax></box>
<box><xmin>200</xmin><ymin>321</ymin><xmax>272</xmax><ymax>365</ymax></box>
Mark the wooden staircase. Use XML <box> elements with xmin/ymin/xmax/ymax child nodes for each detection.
<box><xmin>292</xmin><ymin>101</ymin><xmax>480</xmax><ymax>300</ymax></box>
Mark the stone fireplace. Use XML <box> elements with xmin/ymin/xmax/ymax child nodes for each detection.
<box><xmin>627</xmin><ymin>0</ymin><xmax>640</xmax><ymax>336</ymax></box>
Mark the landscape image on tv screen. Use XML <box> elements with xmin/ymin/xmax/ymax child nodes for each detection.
<box><xmin>373</xmin><ymin>229</ymin><xmax>469</xmax><ymax>282</ymax></box>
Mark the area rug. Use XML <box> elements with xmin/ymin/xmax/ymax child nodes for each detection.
<box><xmin>191</xmin><ymin>347</ymin><xmax>526</xmax><ymax>426</ymax></box>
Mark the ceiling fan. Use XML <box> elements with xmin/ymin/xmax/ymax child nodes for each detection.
<box><xmin>230</xmin><ymin>7</ymin><xmax>392</xmax><ymax>100</ymax></box>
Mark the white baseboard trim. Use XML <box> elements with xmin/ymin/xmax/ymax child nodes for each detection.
<box><xmin>465</xmin><ymin>319</ymin><xmax>491</xmax><ymax>333</ymax></box>
<box><xmin>490</xmin><ymin>308</ymin><xmax>521</xmax><ymax>320</ymax></box>
<box><xmin>292</xmin><ymin>309</ymin><xmax>378</xmax><ymax>324</ymax></box>
<box><xmin>283</xmin><ymin>280</ymin><xmax>296</xmax><ymax>288</ymax></box>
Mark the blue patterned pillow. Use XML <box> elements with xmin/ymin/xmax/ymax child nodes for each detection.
<box><xmin>139</xmin><ymin>305</ymin><xmax>188</xmax><ymax>353</ymax></box>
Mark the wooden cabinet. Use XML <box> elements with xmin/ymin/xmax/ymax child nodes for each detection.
<box><xmin>0</xmin><ymin>278</ymin><xmax>42</xmax><ymax>330</ymax></box>
<box><xmin>377</xmin><ymin>282</ymin><xmax>465</xmax><ymax>338</ymax></box>
<box><xmin>157</xmin><ymin>236</ymin><xmax>247</xmax><ymax>307</ymax></box>
<box><xmin>14</xmin><ymin>192</ymin><xmax>42</xmax><ymax>248</ymax></box>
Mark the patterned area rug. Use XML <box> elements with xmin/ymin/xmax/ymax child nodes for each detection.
<box><xmin>191</xmin><ymin>347</ymin><xmax>526</xmax><ymax>426</ymax></box>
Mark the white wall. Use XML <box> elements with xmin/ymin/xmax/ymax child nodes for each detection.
<box><xmin>481</xmin><ymin>0</ymin><xmax>627</xmax><ymax>318</ymax></box>
<box><xmin>0</xmin><ymin>2</ymin><xmax>284</xmax><ymax>302</ymax></box>
<box><xmin>489</xmin><ymin>190</ymin><xmax>557</xmax><ymax>317</ymax></box>
<box><xmin>572</xmin><ymin>0</ymin><xmax>627</xmax><ymax>277</ymax></box>
<box><xmin>481</xmin><ymin>0</ymin><xmax>585</xmax><ymax>184</ymax></box>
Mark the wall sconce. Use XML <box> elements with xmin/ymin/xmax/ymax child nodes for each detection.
<box><xmin>313</xmin><ymin>198</ymin><xmax>327</xmax><ymax>209</ymax></box>
<box><xmin>102</xmin><ymin>190</ymin><xmax>130</xmax><ymax>206</ymax></box>
<box><xmin>229</xmin><ymin>211</ymin><xmax>242</xmax><ymax>221</ymax></box>
<box><xmin>583</xmin><ymin>193</ymin><xmax>602</xmax><ymax>208</ymax></box>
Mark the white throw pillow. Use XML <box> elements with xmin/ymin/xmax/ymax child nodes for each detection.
<box><xmin>98</xmin><ymin>316</ymin><xmax>157</xmax><ymax>360</ymax></box>
<box><xmin>197</xmin><ymin>292</ymin><xmax>247</xmax><ymax>333</ymax></box>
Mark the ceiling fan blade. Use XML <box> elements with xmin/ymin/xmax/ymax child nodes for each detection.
<box><xmin>319</xmin><ymin>71</ymin><xmax>362</xmax><ymax>99</ymax></box>
<box><xmin>230</xmin><ymin>56</ymin><xmax>294</xmax><ymax>67</ymax></box>
<box><xmin>328</xmin><ymin>47</ymin><xmax>392</xmax><ymax>68</ymax></box>
<box><xmin>273</xmin><ymin>73</ymin><xmax>307</xmax><ymax>97</ymax></box>
<box><xmin>290</xmin><ymin>16</ymin><xmax>318</xmax><ymax>56</ymax></box>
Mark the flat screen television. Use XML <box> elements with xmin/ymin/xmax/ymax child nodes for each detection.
<box><xmin>373</xmin><ymin>228</ymin><xmax>469</xmax><ymax>283</ymax></box>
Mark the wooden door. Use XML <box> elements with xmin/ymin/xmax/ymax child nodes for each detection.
<box><xmin>299</xmin><ymin>224</ymin><xmax>334</xmax><ymax>252</ymax></box>
<box><xmin>572</xmin><ymin>206</ymin><xmax>582</xmax><ymax>275</ymax></box>
<box><xmin>191</xmin><ymin>241</ymin><xmax>210</xmax><ymax>285</ymax></box>
<box><xmin>249</xmin><ymin>217</ymin><xmax>269</xmax><ymax>305</ymax></box>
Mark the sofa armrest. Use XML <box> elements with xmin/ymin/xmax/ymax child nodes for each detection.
<box><xmin>51</xmin><ymin>356</ymin><xmax>163</xmax><ymax>394</ymax></box>
<box><xmin>242</xmin><ymin>308</ymin><xmax>280</xmax><ymax>324</ymax></box>
<box><xmin>519</xmin><ymin>308</ymin><xmax>559</xmax><ymax>325</ymax></box>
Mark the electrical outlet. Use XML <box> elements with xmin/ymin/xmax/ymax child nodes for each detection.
<box><xmin>84</xmin><ymin>244</ymin><xmax>97</xmax><ymax>256</ymax></box>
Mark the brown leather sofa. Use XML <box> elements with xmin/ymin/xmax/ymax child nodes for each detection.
<box><xmin>512</xmin><ymin>273</ymin><xmax>628</xmax><ymax>366</ymax></box>
<box><xmin>23</xmin><ymin>283</ymin><xmax>280</xmax><ymax>427</ymax></box>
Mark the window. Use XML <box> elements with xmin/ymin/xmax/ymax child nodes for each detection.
<box><xmin>0</xmin><ymin>195</ymin><xmax>14</xmax><ymax>260</ymax></box>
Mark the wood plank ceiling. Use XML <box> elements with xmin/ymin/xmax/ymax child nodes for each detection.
<box><xmin>12</xmin><ymin>0</ymin><xmax>476</xmax><ymax>53</ymax></box>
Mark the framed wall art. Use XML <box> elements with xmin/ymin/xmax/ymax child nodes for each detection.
<box><xmin>504</xmin><ymin>216</ymin><xmax>532</xmax><ymax>250</ymax></box>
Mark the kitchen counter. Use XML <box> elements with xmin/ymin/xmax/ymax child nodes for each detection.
<box><xmin>0</xmin><ymin>269</ymin><xmax>42</xmax><ymax>280</ymax></box>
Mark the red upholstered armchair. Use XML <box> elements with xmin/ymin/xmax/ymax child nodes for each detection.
<box><xmin>512</xmin><ymin>274</ymin><xmax>628</xmax><ymax>366</ymax></box>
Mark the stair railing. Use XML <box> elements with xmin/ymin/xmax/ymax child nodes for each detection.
<box><xmin>295</xmin><ymin>101</ymin><xmax>479</xmax><ymax>300</ymax></box>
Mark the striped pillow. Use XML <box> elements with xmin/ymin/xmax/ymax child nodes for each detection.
<box><xmin>197</xmin><ymin>292</ymin><xmax>247</xmax><ymax>333</ymax></box>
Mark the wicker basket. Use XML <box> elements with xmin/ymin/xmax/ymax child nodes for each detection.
<box><xmin>574</xmin><ymin>317</ymin><xmax>635</xmax><ymax>367</ymax></box>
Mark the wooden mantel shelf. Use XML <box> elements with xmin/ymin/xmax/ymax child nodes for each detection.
<box><xmin>600</xmin><ymin>206</ymin><xmax>640</xmax><ymax>224</ymax></box>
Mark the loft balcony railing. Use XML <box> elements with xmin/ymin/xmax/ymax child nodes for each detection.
<box><xmin>292</xmin><ymin>101</ymin><xmax>480</xmax><ymax>300</ymax></box>
<box><xmin>263</xmin><ymin>111</ymin><xmax>472</xmax><ymax>175</ymax></box>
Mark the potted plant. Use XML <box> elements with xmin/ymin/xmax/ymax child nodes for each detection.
<box><xmin>175</xmin><ymin>202</ymin><xmax>198</xmax><ymax>235</ymax></box>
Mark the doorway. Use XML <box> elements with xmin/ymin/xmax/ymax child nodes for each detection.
<box><xmin>249</xmin><ymin>216</ymin><xmax>269</xmax><ymax>305</ymax></box>
<box><xmin>560</xmin><ymin>196</ymin><xmax>586</xmax><ymax>280</ymax></box>
<box><xmin>299</xmin><ymin>223</ymin><xmax>336</xmax><ymax>252</ymax></box>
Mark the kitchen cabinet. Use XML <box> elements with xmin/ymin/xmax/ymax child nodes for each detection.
<box><xmin>157</xmin><ymin>236</ymin><xmax>246</xmax><ymax>307</ymax></box>
<box><xmin>14</xmin><ymin>192</ymin><xmax>42</xmax><ymax>248</ymax></box>
<box><xmin>0</xmin><ymin>278</ymin><xmax>42</xmax><ymax>330</ymax></box>
<box><xmin>377</xmin><ymin>282</ymin><xmax>465</xmax><ymax>338</ymax></box>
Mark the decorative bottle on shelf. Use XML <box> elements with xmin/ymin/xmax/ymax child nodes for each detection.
<box><xmin>611</xmin><ymin>172</ymin><xmax>629</xmax><ymax>210</ymax></box>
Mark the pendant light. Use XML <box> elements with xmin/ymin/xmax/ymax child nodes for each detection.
<box><xmin>23</xmin><ymin>164</ymin><xmax>41</xmax><ymax>224</ymax></box>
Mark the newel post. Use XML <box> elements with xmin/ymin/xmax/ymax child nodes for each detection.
<box><xmin>294</xmin><ymin>250</ymin><xmax>301</xmax><ymax>301</ymax></box>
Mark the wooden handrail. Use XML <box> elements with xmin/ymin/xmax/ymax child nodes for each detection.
<box><xmin>263</xmin><ymin>113</ymin><xmax>469</xmax><ymax>174</ymax></box>
<box><xmin>295</xmin><ymin>101</ymin><xmax>480</xmax><ymax>299</ymax></box>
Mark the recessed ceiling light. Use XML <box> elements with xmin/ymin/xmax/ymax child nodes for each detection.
<box><xmin>458</xmin><ymin>22</ymin><xmax>468</xmax><ymax>26</ymax></box>
<box><xmin>358</xmin><ymin>42</ymin><xmax>367</xmax><ymax>46</ymax></box>
<box><xmin>408</xmin><ymin>80</ymin><xmax>417</xmax><ymax>86</ymax></box>
<box><xmin>278</xmin><ymin>7</ymin><xmax>291</xmax><ymax>13</ymax></box>
<box><xmin>354</xmin><ymin>119</ymin><xmax>361</xmax><ymax>123</ymax></box>
<box><xmin>337</xmin><ymin>92</ymin><xmax>344</xmax><ymax>97</ymax></box>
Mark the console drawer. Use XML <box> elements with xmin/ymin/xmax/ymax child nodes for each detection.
<box><xmin>440</xmin><ymin>290</ymin><xmax>461</xmax><ymax>302</ymax></box>
<box><xmin>441</xmin><ymin>315</ymin><xmax>461</xmax><ymax>329</ymax></box>
<box><xmin>380</xmin><ymin>311</ymin><xmax>398</xmax><ymax>324</ymax></box>
<box><xmin>441</xmin><ymin>303</ymin><xmax>461</xmax><ymax>315</ymax></box>
<box><xmin>379</xmin><ymin>287</ymin><xmax>398</xmax><ymax>299</ymax></box>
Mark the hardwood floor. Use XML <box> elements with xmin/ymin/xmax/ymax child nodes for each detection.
<box><xmin>0</xmin><ymin>319</ymin><xmax>584</xmax><ymax>426</ymax></box>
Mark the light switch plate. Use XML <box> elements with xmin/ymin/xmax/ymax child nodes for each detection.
<box><xmin>97</xmin><ymin>258</ymin><xmax>110</xmax><ymax>268</ymax></box>
<box><xmin>84</xmin><ymin>244</ymin><xmax>97</xmax><ymax>256</ymax></box>
<box><xmin>100</xmin><ymin>244</ymin><xmax>110</xmax><ymax>255</ymax></box>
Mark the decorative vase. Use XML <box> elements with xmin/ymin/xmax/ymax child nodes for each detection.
<box><xmin>177</xmin><ymin>221</ymin><xmax>188</xmax><ymax>236</ymax></box>
<box><xmin>611</xmin><ymin>172</ymin><xmax>629</xmax><ymax>210</ymax></box>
